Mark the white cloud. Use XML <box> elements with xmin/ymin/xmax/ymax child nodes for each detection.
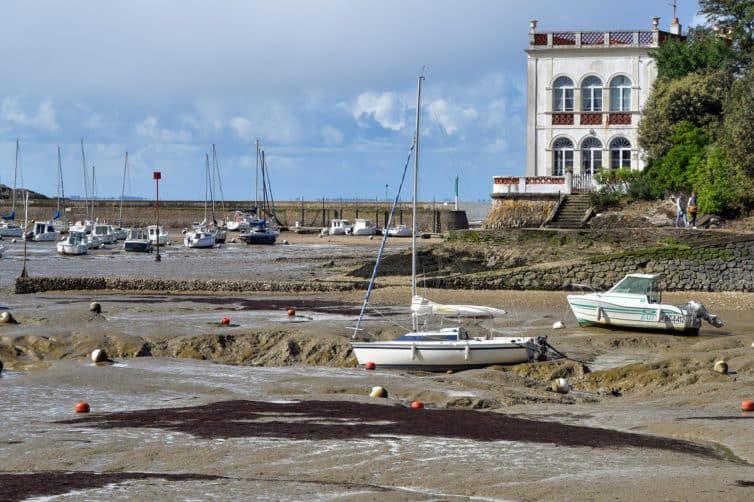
<box><xmin>484</xmin><ymin>138</ymin><xmax>509</xmax><ymax>154</ymax></box>
<box><xmin>1</xmin><ymin>97</ymin><xmax>59</xmax><ymax>132</ymax></box>
<box><xmin>322</xmin><ymin>126</ymin><xmax>344</xmax><ymax>146</ymax></box>
<box><xmin>229</xmin><ymin>117</ymin><xmax>253</xmax><ymax>141</ymax></box>
<box><xmin>349</xmin><ymin>91</ymin><xmax>406</xmax><ymax>131</ymax></box>
<box><xmin>426</xmin><ymin>98</ymin><xmax>478</xmax><ymax>135</ymax></box>
<box><xmin>135</xmin><ymin>116</ymin><xmax>190</xmax><ymax>143</ymax></box>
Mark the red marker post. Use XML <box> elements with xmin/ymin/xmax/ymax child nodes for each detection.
<box><xmin>153</xmin><ymin>171</ymin><xmax>161</xmax><ymax>262</ymax></box>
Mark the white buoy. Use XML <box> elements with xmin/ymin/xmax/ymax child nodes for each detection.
<box><xmin>11</xmin><ymin>238</ymin><xmax>16</xmax><ymax>243</ymax></box>
<box><xmin>369</xmin><ymin>386</ymin><xmax>388</xmax><ymax>398</ymax></box>
<box><xmin>552</xmin><ymin>320</ymin><xmax>565</xmax><ymax>329</ymax></box>
<box><xmin>89</xmin><ymin>302</ymin><xmax>102</xmax><ymax>313</ymax></box>
<box><xmin>90</xmin><ymin>348</ymin><xmax>110</xmax><ymax>363</ymax></box>
<box><xmin>713</xmin><ymin>360</ymin><xmax>728</xmax><ymax>374</ymax></box>
<box><xmin>0</xmin><ymin>312</ymin><xmax>15</xmax><ymax>324</ymax></box>
<box><xmin>552</xmin><ymin>378</ymin><xmax>570</xmax><ymax>394</ymax></box>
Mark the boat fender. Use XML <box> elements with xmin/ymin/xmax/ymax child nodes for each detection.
<box><xmin>596</xmin><ymin>307</ymin><xmax>602</xmax><ymax>321</ymax></box>
<box><xmin>464</xmin><ymin>343</ymin><xmax>470</xmax><ymax>361</ymax></box>
<box><xmin>411</xmin><ymin>343</ymin><xmax>417</xmax><ymax>360</ymax></box>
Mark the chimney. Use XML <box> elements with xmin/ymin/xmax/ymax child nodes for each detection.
<box><xmin>670</xmin><ymin>17</ymin><xmax>682</xmax><ymax>35</ymax></box>
<box><xmin>652</xmin><ymin>16</ymin><xmax>660</xmax><ymax>31</ymax></box>
<box><xmin>529</xmin><ymin>19</ymin><xmax>538</xmax><ymax>35</ymax></box>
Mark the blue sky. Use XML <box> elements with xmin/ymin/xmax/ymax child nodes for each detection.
<box><xmin>0</xmin><ymin>0</ymin><xmax>702</xmax><ymax>203</ymax></box>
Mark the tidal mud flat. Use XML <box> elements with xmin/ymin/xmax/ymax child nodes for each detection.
<box><xmin>1</xmin><ymin>233</ymin><xmax>754</xmax><ymax>500</ymax></box>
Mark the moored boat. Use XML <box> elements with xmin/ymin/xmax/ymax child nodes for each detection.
<box><xmin>56</xmin><ymin>230</ymin><xmax>88</xmax><ymax>255</ymax></box>
<box><xmin>567</xmin><ymin>273</ymin><xmax>724</xmax><ymax>334</ymax></box>
<box><xmin>25</xmin><ymin>220</ymin><xmax>59</xmax><ymax>242</ymax></box>
<box><xmin>184</xmin><ymin>229</ymin><xmax>215</xmax><ymax>248</ymax></box>
<box><xmin>239</xmin><ymin>220</ymin><xmax>277</xmax><ymax>245</ymax></box>
<box><xmin>147</xmin><ymin>225</ymin><xmax>169</xmax><ymax>246</ymax></box>
<box><xmin>350</xmin><ymin>218</ymin><xmax>377</xmax><ymax>236</ymax></box>
<box><xmin>124</xmin><ymin>228</ymin><xmax>153</xmax><ymax>252</ymax></box>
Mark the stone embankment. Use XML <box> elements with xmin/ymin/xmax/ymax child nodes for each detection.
<box><xmin>429</xmin><ymin>236</ymin><xmax>754</xmax><ymax>292</ymax></box>
<box><xmin>15</xmin><ymin>276</ymin><xmax>369</xmax><ymax>294</ymax></box>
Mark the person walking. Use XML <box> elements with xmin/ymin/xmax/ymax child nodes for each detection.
<box><xmin>675</xmin><ymin>193</ymin><xmax>687</xmax><ymax>228</ymax></box>
<box><xmin>687</xmin><ymin>191</ymin><xmax>698</xmax><ymax>229</ymax></box>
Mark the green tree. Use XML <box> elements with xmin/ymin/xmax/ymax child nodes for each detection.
<box><xmin>700</xmin><ymin>0</ymin><xmax>754</xmax><ymax>68</ymax></box>
<box><xmin>719</xmin><ymin>69</ymin><xmax>754</xmax><ymax>177</ymax></box>
<box><xmin>693</xmin><ymin>145</ymin><xmax>742</xmax><ymax>215</ymax></box>
<box><xmin>651</xmin><ymin>26</ymin><xmax>735</xmax><ymax>80</ymax></box>
<box><xmin>645</xmin><ymin>122</ymin><xmax>709</xmax><ymax>195</ymax></box>
<box><xmin>638</xmin><ymin>69</ymin><xmax>730</xmax><ymax>161</ymax></box>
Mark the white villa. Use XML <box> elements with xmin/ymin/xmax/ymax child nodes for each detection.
<box><xmin>494</xmin><ymin>17</ymin><xmax>684</xmax><ymax>197</ymax></box>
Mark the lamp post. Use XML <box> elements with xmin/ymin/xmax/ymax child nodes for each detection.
<box><xmin>153</xmin><ymin>171</ymin><xmax>161</xmax><ymax>262</ymax></box>
<box><xmin>385</xmin><ymin>184</ymin><xmax>388</xmax><ymax>201</ymax></box>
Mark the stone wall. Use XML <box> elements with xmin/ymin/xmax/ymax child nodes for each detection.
<box><xmin>15</xmin><ymin>276</ymin><xmax>369</xmax><ymax>294</ymax></box>
<box><xmin>484</xmin><ymin>198</ymin><xmax>557</xmax><ymax>229</ymax></box>
<box><xmin>427</xmin><ymin>237</ymin><xmax>754</xmax><ymax>292</ymax></box>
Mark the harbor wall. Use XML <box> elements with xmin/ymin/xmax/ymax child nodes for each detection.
<box><xmin>426</xmin><ymin>237</ymin><xmax>754</xmax><ymax>292</ymax></box>
<box><xmin>15</xmin><ymin>277</ymin><xmax>369</xmax><ymax>294</ymax></box>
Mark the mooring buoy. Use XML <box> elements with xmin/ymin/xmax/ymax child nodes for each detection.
<box><xmin>713</xmin><ymin>360</ymin><xmax>728</xmax><ymax>374</ymax></box>
<box><xmin>89</xmin><ymin>302</ymin><xmax>102</xmax><ymax>314</ymax></box>
<box><xmin>369</xmin><ymin>386</ymin><xmax>387</xmax><ymax>398</ymax></box>
<box><xmin>364</xmin><ymin>361</ymin><xmax>376</xmax><ymax>370</ymax></box>
<box><xmin>0</xmin><ymin>312</ymin><xmax>15</xmax><ymax>324</ymax></box>
<box><xmin>552</xmin><ymin>378</ymin><xmax>570</xmax><ymax>394</ymax></box>
<box><xmin>75</xmin><ymin>402</ymin><xmax>90</xmax><ymax>413</ymax></box>
<box><xmin>90</xmin><ymin>348</ymin><xmax>109</xmax><ymax>363</ymax></box>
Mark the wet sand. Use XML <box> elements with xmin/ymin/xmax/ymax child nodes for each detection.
<box><xmin>1</xmin><ymin>233</ymin><xmax>754</xmax><ymax>500</ymax></box>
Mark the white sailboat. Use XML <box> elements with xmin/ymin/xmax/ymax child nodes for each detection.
<box><xmin>350</xmin><ymin>75</ymin><xmax>548</xmax><ymax>370</ymax></box>
<box><xmin>1</xmin><ymin>139</ymin><xmax>24</xmax><ymax>238</ymax></box>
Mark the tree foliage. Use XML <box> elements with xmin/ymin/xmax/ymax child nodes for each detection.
<box><xmin>719</xmin><ymin>69</ymin><xmax>754</xmax><ymax>177</ymax></box>
<box><xmin>693</xmin><ymin>146</ymin><xmax>743</xmax><ymax>215</ymax></box>
<box><xmin>700</xmin><ymin>0</ymin><xmax>754</xmax><ymax>69</ymax></box>
<box><xmin>644</xmin><ymin>122</ymin><xmax>709</xmax><ymax>196</ymax></box>
<box><xmin>638</xmin><ymin>70</ymin><xmax>730</xmax><ymax>161</ymax></box>
<box><xmin>651</xmin><ymin>27</ymin><xmax>735</xmax><ymax>80</ymax></box>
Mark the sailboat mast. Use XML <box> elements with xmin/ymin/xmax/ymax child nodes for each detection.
<box><xmin>411</xmin><ymin>75</ymin><xmax>423</xmax><ymax>300</ymax></box>
<box><xmin>91</xmin><ymin>165</ymin><xmax>97</xmax><ymax>221</ymax></box>
<box><xmin>57</xmin><ymin>146</ymin><xmax>63</xmax><ymax>213</ymax></box>
<box><xmin>12</xmin><ymin>138</ymin><xmax>19</xmax><ymax>213</ymax></box>
<box><xmin>210</xmin><ymin>144</ymin><xmax>217</xmax><ymax>223</ymax></box>
<box><xmin>80</xmin><ymin>139</ymin><xmax>90</xmax><ymax>220</ymax></box>
<box><xmin>255</xmin><ymin>139</ymin><xmax>260</xmax><ymax>211</ymax></box>
<box><xmin>204</xmin><ymin>153</ymin><xmax>210</xmax><ymax>223</ymax></box>
<box><xmin>119</xmin><ymin>152</ymin><xmax>128</xmax><ymax>224</ymax></box>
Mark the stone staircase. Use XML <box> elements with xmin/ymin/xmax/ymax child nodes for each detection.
<box><xmin>544</xmin><ymin>195</ymin><xmax>593</xmax><ymax>229</ymax></box>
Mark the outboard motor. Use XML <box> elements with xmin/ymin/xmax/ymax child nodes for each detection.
<box><xmin>685</xmin><ymin>300</ymin><xmax>725</xmax><ymax>328</ymax></box>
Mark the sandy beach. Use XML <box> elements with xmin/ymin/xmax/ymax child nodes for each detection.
<box><xmin>1</xmin><ymin>232</ymin><xmax>753</xmax><ymax>500</ymax></box>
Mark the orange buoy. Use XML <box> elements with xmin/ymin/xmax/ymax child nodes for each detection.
<box><xmin>220</xmin><ymin>316</ymin><xmax>231</xmax><ymax>325</ymax></box>
<box><xmin>75</xmin><ymin>402</ymin><xmax>90</xmax><ymax>413</ymax></box>
<box><xmin>364</xmin><ymin>361</ymin><xmax>376</xmax><ymax>370</ymax></box>
<box><xmin>410</xmin><ymin>400</ymin><xmax>424</xmax><ymax>409</ymax></box>
<box><xmin>287</xmin><ymin>308</ymin><xmax>296</xmax><ymax>317</ymax></box>
<box><xmin>742</xmin><ymin>400</ymin><xmax>754</xmax><ymax>412</ymax></box>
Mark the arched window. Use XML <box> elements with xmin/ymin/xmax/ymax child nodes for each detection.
<box><xmin>553</xmin><ymin>76</ymin><xmax>574</xmax><ymax>112</ymax></box>
<box><xmin>610</xmin><ymin>76</ymin><xmax>632</xmax><ymax>111</ymax></box>
<box><xmin>581</xmin><ymin>76</ymin><xmax>603</xmax><ymax>112</ymax></box>
<box><xmin>610</xmin><ymin>137</ymin><xmax>632</xmax><ymax>168</ymax></box>
<box><xmin>581</xmin><ymin>137</ymin><xmax>603</xmax><ymax>175</ymax></box>
<box><xmin>552</xmin><ymin>137</ymin><xmax>573</xmax><ymax>176</ymax></box>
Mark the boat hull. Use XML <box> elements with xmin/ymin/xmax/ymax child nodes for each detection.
<box><xmin>567</xmin><ymin>295</ymin><xmax>701</xmax><ymax>333</ymax></box>
<box><xmin>351</xmin><ymin>338</ymin><xmax>538</xmax><ymax>370</ymax></box>
<box><xmin>56</xmin><ymin>243</ymin><xmax>88</xmax><ymax>255</ymax></box>
<box><xmin>239</xmin><ymin>232</ymin><xmax>277</xmax><ymax>245</ymax></box>
<box><xmin>124</xmin><ymin>241</ymin><xmax>152</xmax><ymax>252</ymax></box>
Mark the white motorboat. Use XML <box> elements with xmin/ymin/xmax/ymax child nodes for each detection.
<box><xmin>112</xmin><ymin>226</ymin><xmax>128</xmax><ymax>240</ymax></box>
<box><xmin>92</xmin><ymin>224</ymin><xmax>116</xmax><ymax>245</ymax></box>
<box><xmin>350</xmin><ymin>218</ymin><xmax>377</xmax><ymax>236</ymax></box>
<box><xmin>124</xmin><ymin>228</ymin><xmax>153</xmax><ymax>252</ymax></box>
<box><xmin>147</xmin><ymin>225</ymin><xmax>169</xmax><ymax>246</ymax></box>
<box><xmin>184</xmin><ymin>229</ymin><xmax>215</xmax><ymax>248</ymax></box>
<box><xmin>0</xmin><ymin>220</ymin><xmax>24</xmax><ymax>238</ymax></box>
<box><xmin>70</xmin><ymin>219</ymin><xmax>94</xmax><ymax>234</ymax></box>
<box><xmin>57</xmin><ymin>230</ymin><xmax>88</xmax><ymax>255</ymax></box>
<box><xmin>26</xmin><ymin>220</ymin><xmax>59</xmax><ymax>242</ymax></box>
<box><xmin>387</xmin><ymin>224</ymin><xmax>412</xmax><ymax>237</ymax></box>
<box><xmin>350</xmin><ymin>75</ymin><xmax>548</xmax><ymax>370</ymax></box>
<box><xmin>567</xmin><ymin>273</ymin><xmax>724</xmax><ymax>334</ymax></box>
<box><xmin>324</xmin><ymin>219</ymin><xmax>351</xmax><ymax>235</ymax></box>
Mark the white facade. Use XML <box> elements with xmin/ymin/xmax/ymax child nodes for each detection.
<box><xmin>525</xmin><ymin>17</ymin><xmax>683</xmax><ymax>187</ymax></box>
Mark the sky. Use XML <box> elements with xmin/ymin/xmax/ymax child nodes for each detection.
<box><xmin>0</xmin><ymin>0</ymin><xmax>703</xmax><ymax>204</ymax></box>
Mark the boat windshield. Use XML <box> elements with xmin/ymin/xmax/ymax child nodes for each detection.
<box><xmin>608</xmin><ymin>276</ymin><xmax>661</xmax><ymax>303</ymax></box>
